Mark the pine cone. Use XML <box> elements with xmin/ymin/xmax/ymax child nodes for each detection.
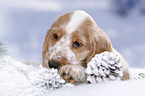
<box><xmin>85</xmin><ymin>51</ymin><xmax>123</xmax><ymax>83</ymax></box>
<box><xmin>28</xmin><ymin>66</ymin><xmax>66</xmax><ymax>89</ymax></box>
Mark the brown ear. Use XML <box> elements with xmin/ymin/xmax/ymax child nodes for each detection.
<box><xmin>86</xmin><ymin>29</ymin><xmax>113</xmax><ymax>63</ymax></box>
<box><xmin>95</xmin><ymin>29</ymin><xmax>112</xmax><ymax>54</ymax></box>
<box><xmin>42</xmin><ymin>30</ymin><xmax>50</xmax><ymax>65</ymax></box>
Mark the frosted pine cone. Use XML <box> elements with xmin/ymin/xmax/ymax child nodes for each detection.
<box><xmin>28</xmin><ymin>66</ymin><xmax>73</xmax><ymax>90</ymax></box>
<box><xmin>85</xmin><ymin>51</ymin><xmax>123</xmax><ymax>83</ymax></box>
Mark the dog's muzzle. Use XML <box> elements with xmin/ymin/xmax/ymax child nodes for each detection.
<box><xmin>48</xmin><ymin>61</ymin><xmax>60</xmax><ymax>69</ymax></box>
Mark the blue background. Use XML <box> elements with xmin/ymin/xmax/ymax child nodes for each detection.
<box><xmin>0</xmin><ymin>0</ymin><xmax>145</xmax><ymax>68</ymax></box>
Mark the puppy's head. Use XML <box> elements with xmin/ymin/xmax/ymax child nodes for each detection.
<box><xmin>42</xmin><ymin>10</ymin><xmax>112</xmax><ymax>83</ymax></box>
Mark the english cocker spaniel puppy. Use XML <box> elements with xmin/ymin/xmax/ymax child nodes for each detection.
<box><xmin>42</xmin><ymin>10</ymin><xmax>130</xmax><ymax>84</ymax></box>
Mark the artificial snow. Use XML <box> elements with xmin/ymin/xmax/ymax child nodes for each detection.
<box><xmin>50</xmin><ymin>78</ymin><xmax>145</xmax><ymax>96</ymax></box>
<box><xmin>0</xmin><ymin>56</ymin><xmax>73</xmax><ymax>96</ymax></box>
<box><xmin>0</xmin><ymin>56</ymin><xmax>145</xmax><ymax>96</ymax></box>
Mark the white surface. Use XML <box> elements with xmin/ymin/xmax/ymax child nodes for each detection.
<box><xmin>0</xmin><ymin>56</ymin><xmax>145</xmax><ymax>96</ymax></box>
<box><xmin>50</xmin><ymin>79</ymin><xmax>145</xmax><ymax>96</ymax></box>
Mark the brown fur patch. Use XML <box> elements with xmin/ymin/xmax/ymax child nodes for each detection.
<box><xmin>42</xmin><ymin>12</ymin><xmax>73</xmax><ymax>66</ymax></box>
<box><xmin>70</xmin><ymin>18</ymin><xmax>96</xmax><ymax>67</ymax></box>
<box><xmin>51</xmin><ymin>12</ymin><xmax>72</xmax><ymax>28</ymax></box>
<box><xmin>42</xmin><ymin>11</ymin><xmax>130</xmax><ymax>83</ymax></box>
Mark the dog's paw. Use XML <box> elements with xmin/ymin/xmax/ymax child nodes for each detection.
<box><xmin>59</xmin><ymin>65</ymin><xmax>86</xmax><ymax>84</ymax></box>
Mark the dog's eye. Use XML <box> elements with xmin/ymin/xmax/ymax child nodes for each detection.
<box><xmin>53</xmin><ymin>34</ymin><xmax>58</xmax><ymax>40</ymax></box>
<box><xmin>73</xmin><ymin>41</ymin><xmax>82</xmax><ymax>48</ymax></box>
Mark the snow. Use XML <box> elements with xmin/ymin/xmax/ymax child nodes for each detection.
<box><xmin>0</xmin><ymin>56</ymin><xmax>145</xmax><ymax>96</ymax></box>
<box><xmin>49</xmin><ymin>68</ymin><xmax>145</xmax><ymax>96</ymax></box>
<box><xmin>49</xmin><ymin>79</ymin><xmax>145</xmax><ymax>96</ymax></box>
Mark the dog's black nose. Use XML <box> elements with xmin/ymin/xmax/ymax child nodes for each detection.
<box><xmin>48</xmin><ymin>61</ymin><xmax>60</xmax><ymax>69</ymax></box>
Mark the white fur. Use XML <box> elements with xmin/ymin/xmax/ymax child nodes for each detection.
<box><xmin>66</xmin><ymin>10</ymin><xmax>90</xmax><ymax>34</ymax></box>
<box><xmin>48</xmin><ymin>11</ymin><xmax>90</xmax><ymax>65</ymax></box>
<box><xmin>48</xmin><ymin>35</ymin><xmax>79</xmax><ymax>65</ymax></box>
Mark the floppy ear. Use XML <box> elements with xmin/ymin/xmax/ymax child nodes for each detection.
<box><xmin>86</xmin><ymin>28</ymin><xmax>113</xmax><ymax>63</ymax></box>
<box><xmin>42</xmin><ymin>30</ymin><xmax>50</xmax><ymax>65</ymax></box>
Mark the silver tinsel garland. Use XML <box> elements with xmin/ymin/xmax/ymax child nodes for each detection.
<box><xmin>85</xmin><ymin>51</ymin><xmax>123</xmax><ymax>83</ymax></box>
